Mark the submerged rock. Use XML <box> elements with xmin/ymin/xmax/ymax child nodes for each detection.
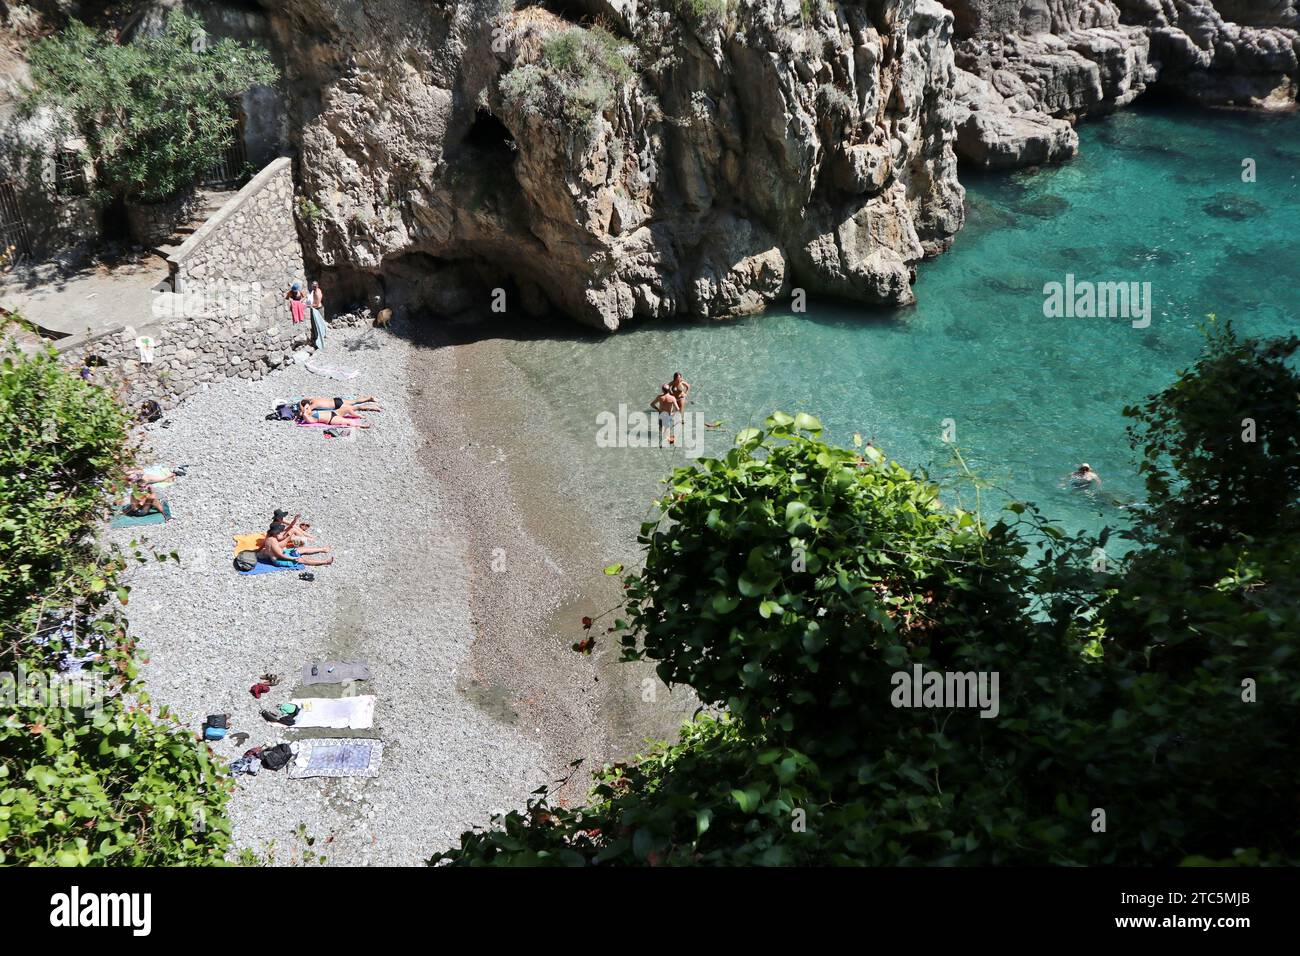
<box><xmin>1202</xmin><ymin>192</ymin><xmax>1268</xmax><ymax>220</ymax></box>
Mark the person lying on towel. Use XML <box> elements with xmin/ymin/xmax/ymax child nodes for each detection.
<box><xmin>296</xmin><ymin>396</ymin><xmax>378</xmax><ymax>428</ymax></box>
<box><xmin>257</xmin><ymin>518</ymin><xmax>333</xmax><ymax>567</ymax></box>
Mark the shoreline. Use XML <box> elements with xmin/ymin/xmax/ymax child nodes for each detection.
<box><xmin>113</xmin><ymin>315</ymin><xmax>683</xmax><ymax>865</ymax></box>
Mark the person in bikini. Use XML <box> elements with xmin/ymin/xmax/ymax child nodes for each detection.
<box><xmin>258</xmin><ymin>517</ymin><xmax>333</xmax><ymax>567</ymax></box>
<box><xmin>651</xmin><ymin>386</ymin><xmax>681</xmax><ymax>446</ymax></box>
<box><xmin>269</xmin><ymin>508</ymin><xmax>318</xmax><ymax>545</ymax></box>
<box><xmin>124</xmin><ymin>479</ymin><xmax>166</xmax><ymax>518</ymax></box>
<box><xmin>297</xmin><ymin>396</ymin><xmax>378</xmax><ymax>427</ymax></box>
<box><xmin>665</xmin><ymin>372</ymin><xmax>691</xmax><ymax>412</ymax></box>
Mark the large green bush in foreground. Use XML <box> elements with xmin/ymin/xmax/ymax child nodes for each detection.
<box><xmin>25</xmin><ymin>10</ymin><xmax>277</xmax><ymax>204</ymax></box>
<box><xmin>434</xmin><ymin>321</ymin><xmax>1299</xmax><ymax>866</ymax></box>
<box><xmin>0</xmin><ymin>348</ymin><xmax>230</xmax><ymax>865</ymax></box>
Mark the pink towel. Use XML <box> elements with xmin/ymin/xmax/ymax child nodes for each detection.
<box><xmin>290</xmin><ymin>299</ymin><xmax>307</xmax><ymax>323</ymax></box>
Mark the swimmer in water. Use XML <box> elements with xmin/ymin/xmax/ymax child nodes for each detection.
<box><xmin>1068</xmin><ymin>463</ymin><xmax>1101</xmax><ymax>489</ymax></box>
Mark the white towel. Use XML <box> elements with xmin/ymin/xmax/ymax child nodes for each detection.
<box><xmin>289</xmin><ymin>695</ymin><xmax>375</xmax><ymax>730</ymax></box>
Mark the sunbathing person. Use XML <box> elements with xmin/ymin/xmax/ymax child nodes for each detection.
<box><xmin>269</xmin><ymin>509</ymin><xmax>318</xmax><ymax>544</ymax></box>
<box><xmin>296</xmin><ymin>398</ymin><xmax>372</xmax><ymax>428</ymax></box>
<box><xmin>302</xmin><ymin>395</ymin><xmax>383</xmax><ymax>416</ymax></box>
<box><xmin>124</xmin><ymin>480</ymin><xmax>166</xmax><ymax>518</ymax></box>
<box><xmin>258</xmin><ymin>520</ymin><xmax>333</xmax><ymax>567</ymax></box>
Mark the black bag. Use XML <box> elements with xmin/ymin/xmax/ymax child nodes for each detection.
<box><xmin>206</xmin><ymin>714</ymin><xmax>228</xmax><ymax>730</ymax></box>
<box><xmin>139</xmin><ymin>400</ymin><xmax>162</xmax><ymax>423</ymax></box>
<box><xmin>233</xmin><ymin>550</ymin><xmax>258</xmax><ymax>572</ymax></box>
<box><xmin>260</xmin><ymin>743</ymin><xmax>294</xmax><ymax>771</ymax></box>
<box><xmin>274</xmin><ymin>403</ymin><xmax>297</xmax><ymax>421</ymax></box>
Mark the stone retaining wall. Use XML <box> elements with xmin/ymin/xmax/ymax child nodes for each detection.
<box><xmin>168</xmin><ymin>156</ymin><xmax>306</xmax><ymax>319</ymax></box>
<box><xmin>54</xmin><ymin>156</ymin><xmax>313</xmax><ymax>407</ymax></box>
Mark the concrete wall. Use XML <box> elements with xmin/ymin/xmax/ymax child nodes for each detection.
<box><xmin>54</xmin><ymin>157</ymin><xmax>312</xmax><ymax>406</ymax></box>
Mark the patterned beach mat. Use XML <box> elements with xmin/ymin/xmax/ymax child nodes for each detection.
<box><xmin>288</xmin><ymin>737</ymin><xmax>384</xmax><ymax>779</ymax></box>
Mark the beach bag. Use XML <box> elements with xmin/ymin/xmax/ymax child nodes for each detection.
<box><xmin>139</xmin><ymin>400</ymin><xmax>162</xmax><ymax>423</ymax></box>
<box><xmin>206</xmin><ymin>714</ymin><xmax>228</xmax><ymax>729</ymax></box>
<box><xmin>268</xmin><ymin>403</ymin><xmax>297</xmax><ymax>421</ymax></box>
<box><xmin>234</xmin><ymin>550</ymin><xmax>258</xmax><ymax>572</ymax></box>
<box><xmin>260</xmin><ymin>743</ymin><xmax>294</xmax><ymax>771</ymax></box>
<box><xmin>203</xmin><ymin>725</ymin><xmax>227</xmax><ymax>741</ymax></box>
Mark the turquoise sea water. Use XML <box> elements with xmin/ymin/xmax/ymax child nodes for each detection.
<box><xmin>499</xmin><ymin>104</ymin><xmax>1300</xmax><ymax>548</ymax></box>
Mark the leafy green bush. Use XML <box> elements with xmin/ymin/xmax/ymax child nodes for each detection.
<box><xmin>0</xmin><ymin>347</ymin><xmax>231</xmax><ymax>865</ymax></box>
<box><xmin>25</xmin><ymin>10</ymin><xmax>278</xmax><ymax>204</ymax></box>
<box><xmin>434</xmin><ymin>324</ymin><xmax>1300</xmax><ymax>866</ymax></box>
<box><xmin>500</xmin><ymin>25</ymin><xmax>634</xmax><ymax>133</ymax></box>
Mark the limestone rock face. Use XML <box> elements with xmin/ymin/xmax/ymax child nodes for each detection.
<box><xmin>262</xmin><ymin>0</ymin><xmax>966</xmax><ymax>329</ymax></box>
<box><xmin>944</xmin><ymin>0</ymin><xmax>1297</xmax><ymax>168</ymax></box>
<box><xmin>1113</xmin><ymin>0</ymin><xmax>1300</xmax><ymax>107</ymax></box>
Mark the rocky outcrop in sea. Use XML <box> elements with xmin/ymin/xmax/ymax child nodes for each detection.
<box><xmin>949</xmin><ymin>0</ymin><xmax>1298</xmax><ymax>168</ymax></box>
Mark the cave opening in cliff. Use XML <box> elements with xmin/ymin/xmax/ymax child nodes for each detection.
<box><xmin>464</xmin><ymin>109</ymin><xmax>516</xmax><ymax>158</ymax></box>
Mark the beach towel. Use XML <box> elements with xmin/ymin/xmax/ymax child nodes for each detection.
<box><xmin>288</xmin><ymin>738</ymin><xmax>383</xmax><ymax>779</ymax></box>
<box><xmin>309</xmin><ymin>306</ymin><xmax>326</xmax><ymax>350</ymax></box>
<box><xmin>290</xmin><ymin>298</ymin><xmax>307</xmax><ymax>323</ymax></box>
<box><xmin>301</xmin><ymin>660</ymin><xmax>372</xmax><ymax>685</ymax></box>
<box><xmin>232</xmin><ymin>533</ymin><xmax>265</xmax><ymax>554</ymax></box>
<box><xmin>305</xmin><ymin>359</ymin><xmax>359</xmax><ymax>381</ymax></box>
<box><xmin>288</xmin><ymin>695</ymin><xmax>375</xmax><ymax>729</ymax></box>
<box><xmin>237</xmin><ymin>559</ymin><xmax>304</xmax><ymax>576</ymax></box>
<box><xmin>109</xmin><ymin>502</ymin><xmax>171</xmax><ymax>528</ymax></box>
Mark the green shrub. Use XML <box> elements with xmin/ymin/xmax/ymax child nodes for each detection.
<box><xmin>25</xmin><ymin>10</ymin><xmax>278</xmax><ymax>204</ymax></box>
<box><xmin>501</xmin><ymin>25</ymin><xmax>634</xmax><ymax>133</ymax></box>
<box><xmin>0</xmin><ymin>346</ymin><xmax>231</xmax><ymax>866</ymax></box>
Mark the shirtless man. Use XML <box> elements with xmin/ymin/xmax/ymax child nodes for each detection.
<box><xmin>302</xmin><ymin>395</ymin><xmax>382</xmax><ymax>415</ymax></box>
<box><xmin>258</xmin><ymin>518</ymin><xmax>333</xmax><ymax>567</ymax></box>
<box><xmin>666</xmin><ymin>372</ymin><xmax>691</xmax><ymax>412</ymax></box>
<box><xmin>651</xmin><ymin>386</ymin><xmax>681</xmax><ymax>446</ymax></box>
<box><xmin>297</xmin><ymin>396</ymin><xmax>377</xmax><ymax>427</ymax></box>
<box><xmin>1068</xmin><ymin>463</ymin><xmax>1102</xmax><ymax>489</ymax></box>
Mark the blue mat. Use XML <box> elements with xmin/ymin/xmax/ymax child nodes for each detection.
<box><xmin>238</xmin><ymin>560</ymin><xmax>305</xmax><ymax>576</ymax></box>
<box><xmin>109</xmin><ymin>502</ymin><xmax>171</xmax><ymax>528</ymax></box>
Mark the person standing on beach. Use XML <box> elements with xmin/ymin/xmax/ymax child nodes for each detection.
<box><xmin>308</xmin><ymin>281</ymin><xmax>327</xmax><ymax>350</ymax></box>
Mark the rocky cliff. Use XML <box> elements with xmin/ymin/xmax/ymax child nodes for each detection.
<box><xmin>949</xmin><ymin>1</ymin><xmax>1298</xmax><ymax>168</ymax></box>
<box><xmin>7</xmin><ymin>0</ymin><xmax>1296</xmax><ymax>327</ymax></box>
<box><xmin>263</xmin><ymin>0</ymin><xmax>966</xmax><ymax>329</ymax></box>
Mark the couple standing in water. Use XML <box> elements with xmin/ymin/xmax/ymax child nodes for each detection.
<box><xmin>650</xmin><ymin>372</ymin><xmax>691</xmax><ymax>446</ymax></box>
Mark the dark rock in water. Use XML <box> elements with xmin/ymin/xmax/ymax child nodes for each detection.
<box><xmin>1203</xmin><ymin>193</ymin><xmax>1267</xmax><ymax>221</ymax></box>
<box><xmin>944</xmin><ymin>321</ymin><xmax>980</xmax><ymax>342</ymax></box>
<box><xmin>1128</xmin><ymin>246</ymin><xmax>1179</xmax><ymax>267</ymax></box>
<box><xmin>1015</xmin><ymin>194</ymin><xmax>1071</xmax><ymax>219</ymax></box>
<box><xmin>983</xmin><ymin>272</ymin><xmax>1039</xmax><ymax>295</ymax></box>
<box><xmin>1140</xmin><ymin>332</ymin><xmax>1174</xmax><ymax>354</ymax></box>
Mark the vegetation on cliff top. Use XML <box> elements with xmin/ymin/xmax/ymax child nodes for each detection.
<box><xmin>433</xmin><ymin>321</ymin><xmax>1300</xmax><ymax>866</ymax></box>
<box><xmin>501</xmin><ymin>23</ymin><xmax>636</xmax><ymax>133</ymax></box>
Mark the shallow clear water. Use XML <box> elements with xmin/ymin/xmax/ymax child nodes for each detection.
<box><xmin>500</xmin><ymin>104</ymin><xmax>1300</xmax><ymax>545</ymax></box>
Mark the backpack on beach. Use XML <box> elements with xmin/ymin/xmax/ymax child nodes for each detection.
<box><xmin>267</xmin><ymin>403</ymin><xmax>297</xmax><ymax>421</ymax></box>
<box><xmin>233</xmin><ymin>550</ymin><xmax>258</xmax><ymax>572</ymax></box>
<box><xmin>260</xmin><ymin>743</ymin><xmax>295</xmax><ymax>771</ymax></box>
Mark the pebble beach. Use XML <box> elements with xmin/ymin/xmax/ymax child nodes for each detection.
<box><xmin>110</xmin><ymin>315</ymin><xmax>681</xmax><ymax>865</ymax></box>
